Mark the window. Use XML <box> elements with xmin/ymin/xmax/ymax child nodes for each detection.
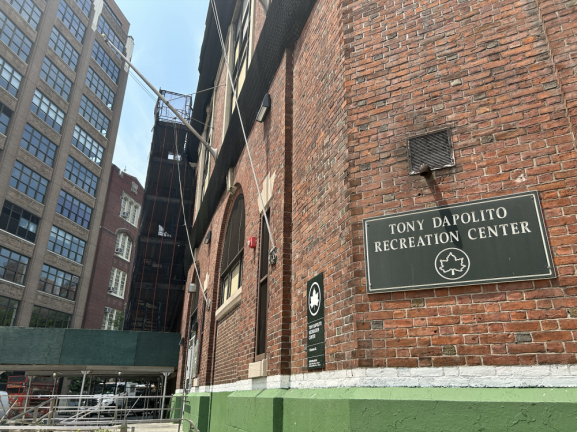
<box><xmin>48</xmin><ymin>28</ymin><xmax>79</xmax><ymax>71</ymax></box>
<box><xmin>86</xmin><ymin>67</ymin><xmax>115</xmax><ymax>108</ymax></box>
<box><xmin>64</xmin><ymin>156</ymin><xmax>98</xmax><ymax>196</ymax></box>
<box><xmin>103</xmin><ymin>1</ymin><xmax>123</xmax><ymax>28</ymax></box>
<box><xmin>56</xmin><ymin>189</ymin><xmax>92</xmax><ymax>229</ymax></box>
<box><xmin>76</xmin><ymin>0</ymin><xmax>91</xmax><ymax>16</ymax></box>
<box><xmin>200</xmin><ymin>108</ymin><xmax>213</xmax><ymax>200</ymax></box>
<box><xmin>31</xmin><ymin>89</ymin><xmax>65</xmax><ymax>133</ymax></box>
<box><xmin>72</xmin><ymin>124</ymin><xmax>104</xmax><ymax>166</ymax></box>
<box><xmin>220</xmin><ymin>194</ymin><xmax>245</xmax><ymax>305</ymax></box>
<box><xmin>131</xmin><ymin>182</ymin><xmax>138</xmax><ymax>194</ymax></box>
<box><xmin>0</xmin><ymin>294</ymin><xmax>19</xmax><ymax>326</ymax></box>
<box><xmin>10</xmin><ymin>161</ymin><xmax>49</xmax><ymax>203</ymax></box>
<box><xmin>20</xmin><ymin>123</ymin><xmax>58</xmax><ymax>167</ymax></box>
<box><xmin>48</xmin><ymin>225</ymin><xmax>86</xmax><ymax>263</ymax></box>
<box><xmin>0</xmin><ymin>200</ymin><xmax>39</xmax><ymax>242</ymax></box>
<box><xmin>91</xmin><ymin>41</ymin><xmax>119</xmax><ymax>83</ymax></box>
<box><xmin>57</xmin><ymin>0</ymin><xmax>86</xmax><ymax>43</ymax></box>
<box><xmin>115</xmin><ymin>232</ymin><xmax>132</xmax><ymax>261</ymax></box>
<box><xmin>97</xmin><ymin>15</ymin><xmax>124</xmax><ymax>58</ymax></box>
<box><xmin>40</xmin><ymin>56</ymin><xmax>72</xmax><ymax>101</ymax></box>
<box><xmin>29</xmin><ymin>305</ymin><xmax>71</xmax><ymax>328</ymax></box>
<box><xmin>38</xmin><ymin>264</ymin><xmax>78</xmax><ymax>300</ymax></box>
<box><xmin>232</xmin><ymin>0</ymin><xmax>251</xmax><ymax>104</ymax></box>
<box><xmin>79</xmin><ymin>94</ymin><xmax>109</xmax><ymax>137</ymax></box>
<box><xmin>121</xmin><ymin>194</ymin><xmax>140</xmax><ymax>227</ymax></box>
<box><xmin>102</xmin><ymin>307</ymin><xmax>122</xmax><ymax>330</ymax></box>
<box><xmin>0</xmin><ymin>246</ymin><xmax>29</xmax><ymax>285</ymax></box>
<box><xmin>0</xmin><ymin>55</ymin><xmax>22</xmax><ymax>97</ymax></box>
<box><xmin>0</xmin><ymin>10</ymin><xmax>33</xmax><ymax>62</ymax></box>
<box><xmin>256</xmin><ymin>210</ymin><xmax>270</xmax><ymax>358</ymax></box>
<box><xmin>108</xmin><ymin>267</ymin><xmax>127</xmax><ymax>298</ymax></box>
<box><xmin>7</xmin><ymin>0</ymin><xmax>42</xmax><ymax>30</ymax></box>
<box><xmin>0</xmin><ymin>101</ymin><xmax>13</xmax><ymax>134</ymax></box>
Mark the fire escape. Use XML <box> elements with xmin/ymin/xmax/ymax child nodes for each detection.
<box><xmin>124</xmin><ymin>91</ymin><xmax>196</xmax><ymax>332</ymax></box>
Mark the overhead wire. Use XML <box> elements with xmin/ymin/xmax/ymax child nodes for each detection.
<box><xmin>209</xmin><ymin>0</ymin><xmax>276</xmax><ymax>251</ymax></box>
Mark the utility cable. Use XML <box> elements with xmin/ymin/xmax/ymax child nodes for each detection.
<box><xmin>209</xmin><ymin>0</ymin><xmax>276</xmax><ymax>252</ymax></box>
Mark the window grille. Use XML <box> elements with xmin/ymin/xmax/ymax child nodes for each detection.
<box><xmin>102</xmin><ymin>306</ymin><xmax>122</xmax><ymax>330</ymax></box>
<box><xmin>79</xmin><ymin>94</ymin><xmax>109</xmax><ymax>137</ymax></box>
<box><xmin>76</xmin><ymin>0</ymin><xmax>91</xmax><ymax>16</ymax></box>
<box><xmin>0</xmin><ymin>294</ymin><xmax>19</xmax><ymax>326</ymax></box>
<box><xmin>115</xmin><ymin>232</ymin><xmax>132</xmax><ymax>261</ymax></box>
<box><xmin>56</xmin><ymin>189</ymin><xmax>93</xmax><ymax>229</ymax></box>
<box><xmin>48</xmin><ymin>28</ymin><xmax>79</xmax><ymax>71</ymax></box>
<box><xmin>29</xmin><ymin>305</ymin><xmax>71</xmax><ymax>328</ymax></box>
<box><xmin>72</xmin><ymin>124</ymin><xmax>104</xmax><ymax>166</ymax></box>
<box><xmin>31</xmin><ymin>89</ymin><xmax>65</xmax><ymax>133</ymax></box>
<box><xmin>40</xmin><ymin>56</ymin><xmax>72</xmax><ymax>101</ymax></box>
<box><xmin>86</xmin><ymin>67</ymin><xmax>115</xmax><ymax>108</ymax></box>
<box><xmin>10</xmin><ymin>161</ymin><xmax>49</xmax><ymax>203</ymax></box>
<box><xmin>57</xmin><ymin>0</ymin><xmax>86</xmax><ymax>43</ymax></box>
<box><xmin>0</xmin><ymin>10</ymin><xmax>33</xmax><ymax>62</ymax></box>
<box><xmin>91</xmin><ymin>41</ymin><xmax>119</xmax><ymax>83</ymax></box>
<box><xmin>7</xmin><ymin>0</ymin><xmax>41</xmax><ymax>30</ymax></box>
<box><xmin>0</xmin><ymin>101</ymin><xmax>12</xmax><ymax>135</ymax></box>
<box><xmin>108</xmin><ymin>267</ymin><xmax>127</xmax><ymax>298</ymax></box>
<box><xmin>0</xmin><ymin>246</ymin><xmax>29</xmax><ymax>285</ymax></box>
<box><xmin>64</xmin><ymin>156</ymin><xmax>98</xmax><ymax>196</ymax></box>
<box><xmin>20</xmin><ymin>123</ymin><xmax>58</xmax><ymax>167</ymax></box>
<box><xmin>39</xmin><ymin>264</ymin><xmax>78</xmax><ymax>300</ymax></box>
<box><xmin>0</xmin><ymin>200</ymin><xmax>39</xmax><ymax>242</ymax></box>
<box><xmin>48</xmin><ymin>225</ymin><xmax>86</xmax><ymax>263</ymax></box>
<box><xmin>121</xmin><ymin>194</ymin><xmax>140</xmax><ymax>227</ymax></box>
<box><xmin>407</xmin><ymin>129</ymin><xmax>455</xmax><ymax>175</ymax></box>
<box><xmin>232</xmin><ymin>0</ymin><xmax>251</xmax><ymax>105</ymax></box>
<box><xmin>97</xmin><ymin>15</ymin><xmax>124</xmax><ymax>58</ymax></box>
<box><xmin>220</xmin><ymin>195</ymin><xmax>245</xmax><ymax>305</ymax></box>
<box><xmin>0</xmin><ymin>55</ymin><xmax>22</xmax><ymax>97</ymax></box>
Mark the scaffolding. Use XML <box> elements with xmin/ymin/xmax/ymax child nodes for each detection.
<box><xmin>124</xmin><ymin>90</ymin><xmax>196</xmax><ymax>332</ymax></box>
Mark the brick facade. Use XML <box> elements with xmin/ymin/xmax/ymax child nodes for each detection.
<box><xmin>178</xmin><ymin>0</ymin><xmax>577</xmax><ymax>388</ymax></box>
<box><xmin>82</xmin><ymin>165</ymin><xmax>143</xmax><ymax>329</ymax></box>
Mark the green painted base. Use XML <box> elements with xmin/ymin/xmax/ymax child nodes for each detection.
<box><xmin>172</xmin><ymin>387</ymin><xmax>577</xmax><ymax>432</ymax></box>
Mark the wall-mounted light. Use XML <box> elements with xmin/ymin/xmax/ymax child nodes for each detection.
<box><xmin>204</xmin><ymin>230</ymin><xmax>212</xmax><ymax>244</ymax></box>
<box><xmin>256</xmin><ymin>93</ymin><xmax>271</xmax><ymax>122</ymax></box>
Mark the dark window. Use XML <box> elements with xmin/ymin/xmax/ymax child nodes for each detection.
<box><xmin>40</xmin><ymin>57</ymin><xmax>72</xmax><ymax>101</ymax></box>
<box><xmin>0</xmin><ymin>10</ymin><xmax>33</xmax><ymax>62</ymax></box>
<box><xmin>219</xmin><ymin>194</ymin><xmax>245</xmax><ymax>306</ymax></box>
<box><xmin>57</xmin><ymin>0</ymin><xmax>86</xmax><ymax>43</ymax></box>
<box><xmin>76</xmin><ymin>0</ymin><xmax>91</xmax><ymax>16</ymax></box>
<box><xmin>97</xmin><ymin>15</ymin><xmax>124</xmax><ymax>58</ymax></box>
<box><xmin>256</xmin><ymin>210</ymin><xmax>270</xmax><ymax>358</ymax></box>
<box><xmin>48</xmin><ymin>27</ymin><xmax>79</xmax><ymax>71</ymax></box>
<box><xmin>56</xmin><ymin>189</ymin><xmax>92</xmax><ymax>229</ymax></box>
<box><xmin>64</xmin><ymin>156</ymin><xmax>98</xmax><ymax>196</ymax></box>
<box><xmin>0</xmin><ymin>246</ymin><xmax>29</xmax><ymax>285</ymax></box>
<box><xmin>29</xmin><ymin>305</ymin><xmax>71</xmax><ymax>328</ymax></box>
<box><xmin>48</xmin><ymin>225</ymin><xmax>85</xmax><ymax>263</ymax></box>
<box><xmin>232</xmin><ymin>0</ymin><xmax>251</xmax><ymax>103</ymax></box>
<box><xmin>0</xmin><ymin>294</ymin><xmax>19</xmax><ymax>326</ymax></box>
<box><xmin>20</xmin><ymin>123</ymin><xmax>58</xmax><ymax>167</ymax></box>
<box><xmin>0</xmin><ymin>55</ymin><xmax>22</xmax><ymax>97</ymax></box>
<box><xmin>7</xmin><ymin>0</ymin><xmax>42</xmax><ymax>30</ymax></box>
<box><xmin>91</xmin><ymin>41</ymin><xmax>119</xmax><ymax>83</ymax></box>
<box><xmin>79</xmin><ymin>94</ymin><xmax>109</xmax><ymax>136</ymax></box>
<box><xmin>103</xmin><ymin>1</ymin><xmax>122</xmax><ymax>28</ymax></box>
<box><xmin>31</xmin><ymin>89</ymin><xmax>65</xmax><ymax>133</ymax></box>
<box><xmin>85</xmin><ymin>67</ymin><xmax>115</xmax><ymax>108</ymax></box>
<box><xmin>72</xmin><ymin>124</ymin><xmax>103</xmax><ymax>165</ymax></box>
<box><xmin>0</xmin><ymin>200</ymin><xmax>39</xmax><ymax>242</ymax></box>
<box><xmin>0</xmin><ymin>101</ymin><xmax>13</xmax><ymax>135</ymax></box>
<box><xmin>407</xmin><ymin>129</ymin><xmax>455</xmax><ymax>174</ymax></box>
<box><xmin>39</xmin><ymin>264</ymin><xmax>78</xmax><ymax>300</ymax></box>
<box><xmin>10</xmin><ymin>161</ymin><xmax>49</xmax><ymax>203</ymax></box>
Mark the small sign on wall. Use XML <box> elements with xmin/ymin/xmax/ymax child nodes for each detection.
<box><xmin>363</xmin><ymin>192</ymin><xmax>555</xmax><ymax>293</ymax></box>
<box><xmin>307</xmin><ymin>273</ymin><xmax>325</xmax><ymax>370</ymax></box>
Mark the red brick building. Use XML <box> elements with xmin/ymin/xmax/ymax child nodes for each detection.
<box><xmin>82</xmin><ymin>164</ymin><xmax>143</xmax><ymax>330</ymax></box>
<box><xmin>173</xmin><ymin>0</ymin><xmax>577</xmax><ymax>428</ymax></box>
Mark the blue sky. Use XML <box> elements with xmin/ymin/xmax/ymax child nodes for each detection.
<box><xmin>112</xmin><ymin>0</ymin><xmax>210</xmax><ymax>185</ymax></box>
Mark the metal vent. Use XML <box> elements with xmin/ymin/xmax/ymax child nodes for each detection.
<box><xmin>407</xmin><ymin>129</ymin><xmax>454</xmax><ymax>174</ymax></box>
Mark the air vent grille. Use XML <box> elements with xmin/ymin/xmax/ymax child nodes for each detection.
<box><xmin>407</xmin><ymin>129</ymin><xmax>454</xmax><ymax>174</ymax></box>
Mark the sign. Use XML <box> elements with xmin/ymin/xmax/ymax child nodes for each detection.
<box><xmin>363</xmin><ymin>192</ymin><xmax>555</xmax><ymax>293</ymax></box>
<box><xmin>307</xmin><ymin>273</ymin><xmax>325</xmax><ymax>369</ymax></box>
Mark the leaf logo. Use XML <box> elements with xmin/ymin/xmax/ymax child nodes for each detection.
<box><xmin>434</xmin><ymin>248</ymin><xmax>471</xmax><ymax>281</ymax></box>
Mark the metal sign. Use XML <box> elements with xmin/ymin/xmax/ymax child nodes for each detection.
<box><xmin>363</xmin><ymin>192</ymin><xmax>555</xmax><ymax>293</ymax></box>
<box><xmin>307</xmin><ymin>273</ymin><xmax>325</xmax><ymax>369</ymax></box>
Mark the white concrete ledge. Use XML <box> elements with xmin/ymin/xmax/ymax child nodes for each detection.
<box><xmin>189</xmin><ymin>365</ymin><xmax>577</xmax><ymax>393</ymax></box>
<box><xmin>215</xmin><ymin>287</ymin><xmax>242</xmax><ymax>322</ymax></box>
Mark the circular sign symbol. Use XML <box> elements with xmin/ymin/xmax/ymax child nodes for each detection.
<box><xmin>308</xmin><ymin>282</ymin><xmax>321</xmax><ymax>316</ymax></box>
<box><xmin>434</xmin><ymin>248</ymin><xmax>470</xmax><ymax>280</ymax></box>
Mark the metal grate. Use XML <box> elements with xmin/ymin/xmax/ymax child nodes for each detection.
<box><xmin>407</xmin><ymin>129</ymin><xmax>454</xmax><ymax>174</ymax></box>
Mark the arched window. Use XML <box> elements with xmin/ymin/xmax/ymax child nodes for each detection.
<box><xmin>220</xmin><ymin>195</ymin><xmax>245</xmax><ymax>305</ymax></box>
<box><xmin>115</xmin><ymin>233</ymin><xmax>132</xmax><ymax>261</ymax></box>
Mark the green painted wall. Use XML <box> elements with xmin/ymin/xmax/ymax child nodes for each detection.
<box><xmin>0</xmin><ymin>328</ymin><xmax>180</xmax><ymax>367</ymax></box>
<box><xmin>177</xmin><ymin>387</ymin><xmax>577</xmax><ymax>432</ymax></box>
